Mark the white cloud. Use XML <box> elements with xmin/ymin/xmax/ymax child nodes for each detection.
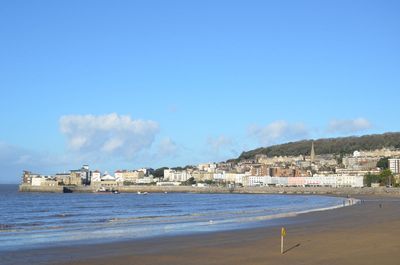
<box><xmin>207</xmin><ymin>135</ymin><xmax>233</xmax><ymax>153</ymax></box>
<box><xmin>59</xmin><ymin>113</ymin><xmax>159</xmax><ymax>158</ymax></box>
<box><xmin>204</xmin><ymin>135</ymin><xmax>240</xmax><ymax>162</ymax></box>
<box><xmin>248</xmin><ymin>120</ymin><xmax>309</xmax><ymax>146</ymax></box>
<box><xmin>328</xmin><ymin>118</ymin><xmax>372</xmax><ymax>134</ymax></box>
<box><xmin>157</xmin><ymin>137</ymin><xmax>179</xmax><ymax>157</ymax></box>
<box><xmin>0</xmin><ymin>142</ymin><xmax>72</xmax><ymax>183</ymax></box>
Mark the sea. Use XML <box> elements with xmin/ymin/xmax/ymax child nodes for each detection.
<box><xmin>0</xmin><ymin>184</ymin><xmax>346</xmax><ymax>252</ymax></box>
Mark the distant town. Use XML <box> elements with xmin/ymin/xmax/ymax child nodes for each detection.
<box><xmin>20</xmin><ymin>142</ymin><xmax>400</xmax><ymax>191</ymax></box>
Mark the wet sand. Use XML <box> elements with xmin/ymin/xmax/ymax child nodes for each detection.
<box><xmin>4</xmin><ymin>196</ymin><xmax>400</xmax><ymax>265</ymax></box>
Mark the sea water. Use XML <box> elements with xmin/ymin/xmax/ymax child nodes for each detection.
<box><xmin>0</xmin><ymin>184</ymin><xmax>345</xmax><ymax>251</ymax></box>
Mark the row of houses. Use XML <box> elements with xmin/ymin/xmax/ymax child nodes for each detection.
<box><xmin>22</xmin><ymin>165</ymin><xmax>156</xmax><ymax>188</ymax></box>
<box><xmin>164</xmin><ymin>169</ymin><xmax>364</xmax><ymax>187</ymax></box>
<box><xmin>24</xmin><ymin>172</ymin><xmax>156</xmax><ymax>188</ymax></box>
<box><xmin>244</xmin><ymin>175</ymin><xmax>364</xmax><ymax>188</ymax></box>
<box><xmin>23</xmin><ymin>168</ymin><xmax>364</xmax><ymax>188</ymax></box>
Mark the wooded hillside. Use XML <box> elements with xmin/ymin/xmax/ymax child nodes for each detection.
<box><xmin>237</xmin><ymin>132</ymin><xmax>400</xmax><ymax>160</ymax></box>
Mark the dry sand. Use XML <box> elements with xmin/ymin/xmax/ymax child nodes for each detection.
<box><xmin>3</xmin><ymin>196</ymin><xmax>400</xmax><ymax>265</ymax></box>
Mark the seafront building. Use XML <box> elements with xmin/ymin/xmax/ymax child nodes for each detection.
<box><xmin>90</xmin><ymin>173</ymin><xmax>122</xmax><ymax>189</ymax></box>
<box><xmin>389</xmin><ymin>158</ymin><xmax>400</xmax><ymax>174</ymax></box>
<box><xmin>114</xmin><ymin>170</ymin><xmax>145</xmax><ymax>183</ymax></box>
<box><xmin>22</xmin><ymin>171</ymin><xmax>40</xmax><ymax>185</ymax></box>
<box><xmin>31</xmin><ymin>175</ymin><xmax>58</xmax><ymax>186</ymax></box>
<box><xmin>20</xmin><ymin>143</ymin><xmax>400</xmax><ymax>190</ymax></box>
<box><xmin>163</xmin><ymin>169</ymin><xmax>193</xmax><ymax>182</ymax></box>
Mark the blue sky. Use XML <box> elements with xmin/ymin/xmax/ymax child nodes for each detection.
<box><xmin>1</xmin><ymin>0</ymin><xmax>399</xmax><ymax>183</ymax></box>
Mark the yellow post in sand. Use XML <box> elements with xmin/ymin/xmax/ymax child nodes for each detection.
<box><xmin>281</xmin><ymin>227</ymin><xmax>286</xmax><ymax>254</ymax></box>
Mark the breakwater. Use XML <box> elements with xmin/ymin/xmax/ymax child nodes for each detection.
<box><xmin>19</xmin><ymin>184</ymin><xmax>64</xmax><ymax>193</ymax></box>
<box><xmin>18</xmin><ymin>184</ymin><xmax>400</xmax><ymax>197</ymax></box>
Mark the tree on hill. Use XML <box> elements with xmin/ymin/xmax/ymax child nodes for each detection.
<box><xmin>153</xmin><ymin>167</ymin><xmax>169</xmax><ymax>179</ymax></box>
<box><xmin>237</xmin><ymin>132</ymin><xmax>400</xmax><ymax>161</ymax></box>
<box><xmin>182</xmin><ymin>177</ymin><xmax>196</xmax><ymax>186</ymax></box>
<box><xmin>376</xmin><ymin>157</ymin><xmax>389</xmax><ymax>170</ymax></box>
<box><xmin>364</xmin><ymin>169</ymin><xmax>394</xmax><ymax>187</ymax></box>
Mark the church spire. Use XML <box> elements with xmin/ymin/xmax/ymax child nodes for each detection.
<box><xmin>310</xmin><ymin>141</ymin><xmax>315</xmax><ymax>163</ymax></box>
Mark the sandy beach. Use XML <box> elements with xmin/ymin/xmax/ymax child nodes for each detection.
<box><xmin>2</xmin><ymin>195</ymin><xmax>400</xmax><ymax>265</ymax></box>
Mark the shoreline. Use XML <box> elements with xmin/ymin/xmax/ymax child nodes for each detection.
<box><xmin>18</xmin><ymin>184</ymin><xmax>400</xmax><ymax>197</ymax></box>
<box><xmin>3</xmin><ymin>194</ymin><xmax>400</xmax><ymax>265</ymax></box>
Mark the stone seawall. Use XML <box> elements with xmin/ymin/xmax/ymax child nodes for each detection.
<box><xmin>19</xmin><ymin>184</ymin><xmax>64</xmax><ymax>193</ymax></box>
<box><xmin>18</xmin><ymin>184</ymin><xmax>400</xmax><ymax>197</ymax></box>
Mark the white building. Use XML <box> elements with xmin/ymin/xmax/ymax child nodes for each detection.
<box><xmin>31</xmin><ymin>176</ymin><xmax>57</xmax><ymax>186</ymax></box>
<box><xmin>91</xmin><ymin>171</ymin><xmax>101</xmax><ymax>182</ymax></box>
<box><xmin>241</xmin><ymin>175</ymin><xmax>364</xmax><ymax>188</ymax></box>
<box><xmin>163</xmin><ymin>169</ymin><xmax>174</xmax><ymax>181</ymax></box>
<box><xmin>136</xmin><ymin>176</ymin><xmax>154</xmax><ymax>184</ymax></box>
<box><xmin>336</xmin><ymin>175</ymin><xmax>364</xmax><ymax>187</ymax></box>
<box><xmin>235</xmin><ymin>174</ymin><xmax>246</xmax><ymax>185</ymax></box>
<box><xmin>31</xmin><ymin>176</ymin><xmax>44</xmax><ymax>186</ymax></box>
<box><xmin>213</xmin><ymin>172</ymin><xmax>226</xmax><ymax>181</ymax></box>
<box><xmin>271</xmin><ymin>177</ymin><xmax>288</xmax><ymax>186</ymax></box>
<box><xmin>156</xmin><ymin>181</ymin><xmax>181</xmax><ymax>186</ymax></box>
<box><xmin>309</xmin><ymin>175</ymin><xmax>337</xmax><ymax>187</ymax></box>
<box><xmin>198</xmin><ymin>163</ymin><xmax>217</xmax><ymax>173</ymax></box>
<box><xmin>114</xmin><ymin>170</ymin><xmax>144</xmax><ymax>182</ymax></box>
<box><xmin>101</xmin><ymin>173</ymin><xmax>116</xmax><ymax>181</ymax></box>
<box><xmin>244</xmin><ymin>176</ymin><xmax>271</xmax><ymax>186</ymax></box>
<box><xmin>138</xmin><ymin>168</ymin><xmax>152</xmax><ymax>176</ymax></box>
<box><xmin>389</xmin><ymin>158</ymin><xmax>400</xmax><ymax>174</ymax></box>
<box><xmin>163</xmin><ymin>169</ymin><xmax>192</xmax><ymax>182</ymax></box>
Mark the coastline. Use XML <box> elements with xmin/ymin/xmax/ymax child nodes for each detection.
<box><xmin>3</xmin><ymin>195</ymin><xmax>400</xmax><ymax>265</ymax></box>
<box><xmin>19</xmin><ymin>183</ymin><xmax>400</xmax><ymax>197</ymax></box>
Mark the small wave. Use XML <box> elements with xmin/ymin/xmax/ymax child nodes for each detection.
<box><xmin>108</xmin><ymin>218</ymin><xmax>120</xmax><ymax>223</ymax></box>
<box><xmin>50</xmin><ymin>213</ymin><xmax>75</xmax><ymax>218</ymax></box>
<box><xmin>76</xmin><ymin>205</ymin><xmax>114</xmax><ymax>209</ymax></box>
<box><xmin>17</xmin><ymin>222</ymin><xmax>45</xmax><ymax>227</ymax></box>
<box><xmin>0</xmin><ymin>224</ymin><xmax>14</xmax><ymax>231</ymax></box>
<box><xmin>135</xmin><ymin>215</ymin><xmax>164</xmax><ymax>220</ymax></box>
<box><xmin>45</xmin><ymin>225</ymin><xmax>65</xmax><ymax>230</ymax></box>
<box><xmin>93</xmin><ymin>218</ymin><xmax>110</xmax><ymax>224</ymax></box>
<box><xmin>149</xmin><ymin>203</ymin><xmax>174</xmax><ymax>208</ymax></box>
<box><xmin>209</xmin><ymin>198</ymin><xmax>354</xmax><ymax>225</ymax></box>
<box><xmin>107</xmin><ymin>215</ymin><xmax>165</xmax><ymax>223</ymax></box>
<box><xmin>28</xmin><ymin>209</ymin><xmax>50</xmax><ymax>213</ymax></box>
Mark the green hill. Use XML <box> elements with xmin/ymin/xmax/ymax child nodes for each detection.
<box><xmin>237</xmin><ymin>132</ymin><xmax>400</xmax><ymax>161</ymax></box>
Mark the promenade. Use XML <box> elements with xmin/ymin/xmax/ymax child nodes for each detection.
<box><xmin>19</xmin><ymin>184</ymin><xmax>400</xmax><ymax>197</ymax></box>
